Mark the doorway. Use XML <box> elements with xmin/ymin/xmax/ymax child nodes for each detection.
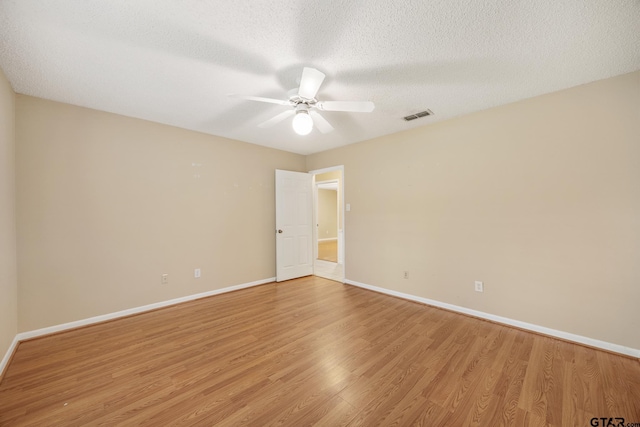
<box><xmin>311</xmin><ymin>166</ymin><xmax>345</xmax><ymax>282</ymax></box>
<box><xmin>316</xmin><ymin>181</ymin><xmax>339</xmax><ymax>262</ymax></box>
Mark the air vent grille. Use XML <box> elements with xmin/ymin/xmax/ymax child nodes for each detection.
<box><xmin>403</xmin><ymin>110</ymin><xmax>433</xmax><ymax>121</ymax></box>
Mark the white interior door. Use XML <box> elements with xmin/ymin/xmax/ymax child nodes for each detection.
<box><xmin>276</xmin><ymin>169</ymin><xmax>313</xmax><ymax>282</ymax></box>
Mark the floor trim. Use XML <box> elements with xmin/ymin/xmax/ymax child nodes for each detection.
<box><xmin>345</xmin><ymin>278</ymin><xmax>640</xmax><ymax>359</ymax></box>
<box><xmin>5</xmin><ymin>275</ymin><xmax>636</xmax><ymax>378</ymax></box>
<box><xmin>1</xmin><ymin>277</ymin><xmax>275</xmax><ymax>376</ymax></box>
<box><xmin>0</xmin><ymin>335</ymin><xmax>20</xmax><ymax>382</ymax></box>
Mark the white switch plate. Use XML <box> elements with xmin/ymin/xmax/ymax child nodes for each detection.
<box><xmin>195</xmin><ymin>268</ymin><xmax>201</xmax><ymax>278</ymax></box>
<box><xmin>474</xmin><ymin>281</ymin><xmax>483</xmax><ymax>292</ymax></box>
<box><xmin>346</xmin><ymin>203</ymin><xmax>351</xmax><ymax>212</ymax></box>
<box><xmin>161</xmin><ymin>274</ymin><xmax>168</xmax><ymax>285</ymax></box>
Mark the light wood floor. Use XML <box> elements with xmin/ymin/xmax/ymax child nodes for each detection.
<box><xmin>1</xmin><ymin>277</ymin><xmax>639</xmax><ymax>426</ymax></box>
<box><xmin>317</xmin><ymin>240</ymin><xmax>338</xmax><ymax>263</ymax></box>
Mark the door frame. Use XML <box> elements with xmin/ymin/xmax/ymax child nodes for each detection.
<box><xmin>309</xmin><ymin>165</ymin><xmax>345</xmax><ymax>282</ymax></box>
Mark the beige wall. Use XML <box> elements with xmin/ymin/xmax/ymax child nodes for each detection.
<box><xmin>307</xmin><ymin>71</ymin><xmax>640</xmax><ymax>349</ymax></box>
<box><xmin>16</xmin><ymin>96</ymin><xmax>305</xmax><ymax>331</ymax></box>
<box><xmin>317</xmin><ymin>189</ymin><xmax>338</xmax><ymax>239</ymax></box>
<box><xmin>0</xmin><ymin>68</ymin><xmax>17</xmax><ymax>360</ymax></box>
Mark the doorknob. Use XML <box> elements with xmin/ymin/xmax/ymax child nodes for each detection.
<box><xmin>277</xmin><ymin>229</ymin><xmax>283</xmax><ymax>233</ymax></box>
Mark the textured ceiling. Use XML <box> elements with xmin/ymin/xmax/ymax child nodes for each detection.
<box><xmin>1</xmin><ymin>1</ymin><xmax>639</xmax><ymax>155</ymax></box>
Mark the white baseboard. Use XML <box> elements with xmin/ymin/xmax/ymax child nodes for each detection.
<box><xmin>344</xmin><ymin>279</ymin><xmax>640</xmax><ymax>359</ymax></box>
<box><xmin>318</xmin><ymin>238</ymin><xmax>338</xmax><ymax>242</ymax></box>
<box><xmin>1</xmin><ymin>277</ymin><xmax>275</xmax><ymax>377</ymax></box>
<box><xmin>4</xmin><ymin>275</ymin><xmax>636</xmax><ymax>378</ymax></box>
<box><xmin>0</xmin><ymin>335</ymin><xmax>20</xmax><ymax>379</ymax></box>
<box><xmin>9</xmin><ymin>276</ymin><xmax>275</xmax><ymax>346</ymax></box>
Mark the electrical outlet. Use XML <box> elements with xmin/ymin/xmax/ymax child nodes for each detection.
<box><xmin>161</xmin><ymin>274</ymin><xmax>169</xmax><ymax>285</ymax></box>
<box><xmin>474</xmin><ymin>281</ymin><xmax>484</xmax><ymax>292</ymax></box>
<box><xmin>404</xmin><ymin>271</ymin><xmax>409</xmax><ymax>279</ymax></box>
<box><xmin>194</xmin><ymin>268</ymin><xmax>201</xmax><ymax>278</ymax></box>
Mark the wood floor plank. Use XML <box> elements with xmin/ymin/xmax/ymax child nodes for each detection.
<box><xmin>1</xmin><ymin>276</ymin><xmax>639</xmax><ymax>426</ymax></box>
<box><xmin>305</xmin><ymin>395</ymin><xmax>360</xmax><ymax>427</ymax></box>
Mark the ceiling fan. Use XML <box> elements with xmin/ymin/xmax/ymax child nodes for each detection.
<box><xmin>229</xmin><ymin>67</ymin><xmax>375</xmax><ymax>135</ymax></box>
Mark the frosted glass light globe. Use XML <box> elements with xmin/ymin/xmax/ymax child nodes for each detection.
<box><xmin>292</xmin><ymin>111</ymin><xmax>313</xmax><ymax>135</ymax></box>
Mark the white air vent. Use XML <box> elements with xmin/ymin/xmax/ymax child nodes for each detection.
<box><xmin>403</xmin><ymin>110</ymin><xmax>433</xmax><ymax>121</ymax></box>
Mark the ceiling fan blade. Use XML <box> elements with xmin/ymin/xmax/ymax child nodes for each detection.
<box><xmin>316</xmin><ymin>100</ymin><xmax>375</xmax><ymax>112</ymax></box>
<box><xmin>298</xmin><ymin>67</ymin><xmax>325</xmax><ymax>100</ymax></box>
<box><xmin>258</xmin><ymin>109</ymin><xmax>295</xmax><ymax>128</ymax></box>
<box><xmin>309</xmin><ymin>111</ymin><xmax>334</xmax><ymax>134</ymax></box>
<box><xmin>228</xmin><ymin>94</ymin><xmax>290</xmax><ymax>106</ymax></box>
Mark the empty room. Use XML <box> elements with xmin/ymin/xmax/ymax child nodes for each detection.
<box><xmin>1</xmin><ymin>1</ymin><xmax>639</xmax><ymax>426</ymax></box>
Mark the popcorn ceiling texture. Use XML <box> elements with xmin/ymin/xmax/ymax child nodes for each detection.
<box><xmin>0</xmin><ymin>0</ymin><xmax>638</xmax><ymax>155</ymax></box>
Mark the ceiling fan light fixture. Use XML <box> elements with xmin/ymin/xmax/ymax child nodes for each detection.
<box><xmin>292</xmin><ymin>110</ymin><xmax>313</xmax><ymax>135</ymax></box>
<box><xmin>232</xmin><ymin>67</ymin><xmax>374</xmax><ymax>136</ymax></box>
